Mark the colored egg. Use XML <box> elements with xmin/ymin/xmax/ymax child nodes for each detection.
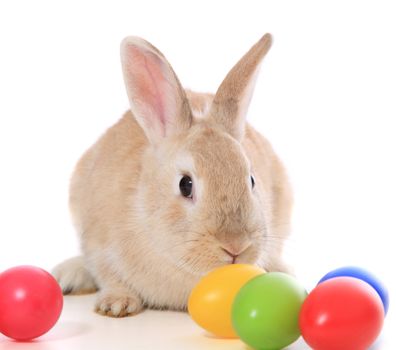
<box><xmin>318</xmin><ymin>266</ymin><xmax>389</xmax><ymax>314</ymax></box>
<box><xmin>0</xmin><ymin>266</ymin><xmax>63</xmax><ymax>341</ymax></box>
<box><xmin>300</xmin><ymin>277</ymin><xmax>384</xmax><ymax>350</ymax></box>
<box><xmin>188</xmin><ymin>264</ymin><xmax>265</xmax><ymax>338</ymax></box>
<box><xmin>232</xmin><ymin>272</ymin><xmax>307</xmax><ymax>350</ymax></box>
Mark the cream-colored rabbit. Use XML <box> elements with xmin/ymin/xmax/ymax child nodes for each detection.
<box><xmin>52</xmin><ymin>34</ymin><xmax>292</xmax><ymax>317</ymax></box>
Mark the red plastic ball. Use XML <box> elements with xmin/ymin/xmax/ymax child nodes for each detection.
<box><xmin>299</xmin><ymin>277</ymin><xmax>384</xmax><ymax>350</ymax></box>
<box><xmin>0</xmin><ymin>265</ymin><xmax>63</xmax><ymax>341</ymax></box>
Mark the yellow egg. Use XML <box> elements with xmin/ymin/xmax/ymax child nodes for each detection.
<box><xmin>188</xmin><ymin>264</ymin><xmax>266</xmax><ymax>338</ymax></box>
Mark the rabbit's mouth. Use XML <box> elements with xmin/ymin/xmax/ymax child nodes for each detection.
<box><xmin>221</xmin><ymin>248</ymin><xmax>239</xmax><ymax>264</ymax></box>
<box><xmin>220</xmin><ymin>242</ymin><xmax>255</xmax><ymax>265</ymax></box>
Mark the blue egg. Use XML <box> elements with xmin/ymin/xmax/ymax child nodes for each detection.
<box><xmin>318</xmin><ymin>266</ymin><xmax>389</xmax><ymax>315</ymax></box>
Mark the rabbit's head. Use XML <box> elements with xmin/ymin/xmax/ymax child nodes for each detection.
<box><xmin>121</xmin><ymin>34</ymin><xmax>277</xmax><ymax>276</ymax></box>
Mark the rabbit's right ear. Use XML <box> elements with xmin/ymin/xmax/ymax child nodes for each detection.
<box><xmin>121</xmin><ymin>37</ymin><xmax>192</xmax><ymax>144</ymax></box>
<box><xmin>209</xmin><ymin>34</ymin><xmax>272</xmax><ymax>141</ymax></box>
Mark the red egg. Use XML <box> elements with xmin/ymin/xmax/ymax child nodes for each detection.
<box><xmin>299</xmin><ymin>277</ymin><xmax>384</xmax><ymax>350</ymax></box>
<box><xmin>0</xmin><ymin>265</ymin><xmax>63</xmax><ymax>341</ymax></box>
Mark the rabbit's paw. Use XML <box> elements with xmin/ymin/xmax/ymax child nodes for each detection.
<box><xmin>52</xmin><ymin>256</ymin><xmax>98</xmax><ymax>295</ymax></box>
<box><xmin>95</xmin><ymin>291</ymin><xmax>144</xmax><ymax>317</ymax></box>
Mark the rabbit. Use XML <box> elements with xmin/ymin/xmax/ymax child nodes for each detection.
<box><xmin>52</xmin><ymin>33</ymin><xmax>293</xmax><ymax>318</ymax></box>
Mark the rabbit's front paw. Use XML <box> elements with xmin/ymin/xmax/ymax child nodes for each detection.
<box><xmin>52</xmin><ymin>256</ymin><xmax>98</xmax><ymax>295</ymax></box>
<box><xmin>95</xmin><ymin>291</ymin><xmax>144</xmax><ymax>317</ymax></box>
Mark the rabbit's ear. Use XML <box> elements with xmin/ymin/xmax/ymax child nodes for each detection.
<box><xmin>121</xmin><ymin>37</ymin><xmax>192</xmax><ymax>144</ymax></box>
<box><xmin>209</xmin><ymin>34</ymin><xmax>272</xmax><ymax>141</ymax></box>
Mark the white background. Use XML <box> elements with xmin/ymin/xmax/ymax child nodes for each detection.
<box><xmin>0</xmin><ymin>1</ymin><xmax>395</xmax><ymax>349</ymax></box>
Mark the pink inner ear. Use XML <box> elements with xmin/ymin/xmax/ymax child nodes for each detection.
<box><xmin>125</xmin><ymin>45</ymin><xmax>173</xmax><ymax>137</ymax></box>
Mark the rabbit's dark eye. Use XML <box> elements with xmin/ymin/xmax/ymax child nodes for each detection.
<box><xmin>179</xmin><ymin>175</ymin><xmax>193</xmax><ymax>198</ymax></box>
<box><xmin>251</xmin><ymin>175</ymin><xmax>255</xmax><ymax>189</ymax></box>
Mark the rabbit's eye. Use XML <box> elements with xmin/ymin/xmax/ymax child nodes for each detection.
<box><xmin>251</xmin><ymin>175</ymin><xmax>255</xmax><ymax>189</ymax></box>
<box><xmin>180</xmin><ymin>175</ymin><xmax>193</xmax><ymax>198</ymax></box>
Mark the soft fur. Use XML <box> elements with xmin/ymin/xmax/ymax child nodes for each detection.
<box><xmin>53</xmin><ymin>33</ymin><xmax>293</xmax><ymax>317</ymax></box>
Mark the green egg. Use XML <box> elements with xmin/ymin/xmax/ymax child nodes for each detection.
<box><xmin>232</xmin><ymin>272</ymin><xmax>307</xmax><ymax>350</ymax></box>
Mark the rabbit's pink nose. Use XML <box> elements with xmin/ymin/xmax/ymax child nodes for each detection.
<box><xmin>221</xmin><ymin>248</ymin><xmax>242</xmax><ymax>264</ymax></box>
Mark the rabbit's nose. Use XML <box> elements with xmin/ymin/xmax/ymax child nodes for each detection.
<box><xmin>221</xmin><ymin>244</ymin><xmax>251</xmax><ymax>263</ymax></box>
<box><xmin>221</xmin><ymin>248</ymin><xmax>239</xmax><ymax>264</ymax></box>
<box><xmin>222</xmin><ymin>248</ymin><xmax>238</xmax><ymax>258</ymax></box>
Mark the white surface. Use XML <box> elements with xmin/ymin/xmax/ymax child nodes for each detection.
<box><xmin>0</xmin><ymin>294</ymin><xmax>391</xmax><ymax>349</ymax></box>
<box><xmin>0</xmin><ymin>0</ymin><xmax>395</xmax><ymax>349</ymax></box>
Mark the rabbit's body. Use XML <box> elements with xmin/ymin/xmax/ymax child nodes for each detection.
<box><xmin>53</xmin><ymin>34</ymin><xmax>293</xmax><ymax>317</ymax></box>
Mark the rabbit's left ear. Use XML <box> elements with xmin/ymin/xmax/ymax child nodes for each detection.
<box><xmin>209</xmin><ymin>34</ymin><xmax>272</xmax><ymax>141</ymax></box>
<box><xmin>121</xmin><ymin>37</ymin><xmax>192</xmax><ymax>144</ymax></box>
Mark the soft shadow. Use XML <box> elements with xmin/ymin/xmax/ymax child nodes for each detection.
<box><xmin>197</xmin><ymin>331</ymin><xmax>251</xmax><ymax>348</ymax></box>
<box><xmin>0</xmin><ymin>338</ymin><xmax>53</xmax><ymax>350</ymax></box>
<box><xmin>176</xmin><ymin>333</ymin><xmax>244</xmax><ymax>350</ymax></box>
<box><xmin>283</xmin><ymin>337</ymin><xmax>310</xmax><ymax>350</ymax></box>
<box><xmin>203</xmin><ymin>331</ymin><xmax>239</xmax><ymax>340</ymax></box>
<box><xmin>0</xmin><ymin>321</ymin><xmax>91</xmax><ymax>349</ymax></box>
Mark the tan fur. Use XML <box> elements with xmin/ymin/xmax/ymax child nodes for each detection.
<box><xmin>53</xmin><ymin>34</ymin><xmax>292</xmax><ymax>317</ymax></box>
